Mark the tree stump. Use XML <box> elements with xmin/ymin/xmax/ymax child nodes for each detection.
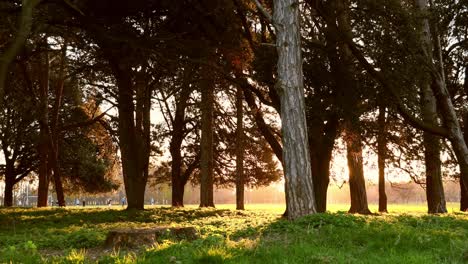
<box><xmin>104</xmin><ymin>227</ymin><xmax>198</xmax><ymax>248</ymax></box>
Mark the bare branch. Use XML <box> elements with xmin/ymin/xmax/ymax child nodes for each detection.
<box><xmin>252</xmin><ymin>0</ymin><xmax>274</xmax><ymax>25</ymax></box>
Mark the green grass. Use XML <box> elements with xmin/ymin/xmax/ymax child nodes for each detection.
<box><xmin>0</xmin><ymin>204</ymin><xmax>467</xmax><ymax>263</ymax></box>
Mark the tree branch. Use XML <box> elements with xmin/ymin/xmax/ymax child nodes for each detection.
<box><xmin>252</xmin><ymin>0</ymin><xmax>274</xmax><ymax>25</ymax></box>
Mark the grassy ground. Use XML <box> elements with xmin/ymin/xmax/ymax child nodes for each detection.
<box><xmin>0</xmin><ymin>204</ymin><xmax>467</xmax><ymax>263</ymax></box>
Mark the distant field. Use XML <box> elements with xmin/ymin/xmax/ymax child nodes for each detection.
<box><xmin>0</xmin><ymin>204</ymin><xmax>466</xmax><ymax>263</ymax></box>
<box><xmin>162</xmin><ymin>202</ymin><xmax>463</xmax><ymax>213</ymax></box>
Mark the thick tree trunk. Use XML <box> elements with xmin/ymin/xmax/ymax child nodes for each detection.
<box><xmin>345</xmin><ymin>122</ymin><xmax>371</xmax><ymax>214</ymax></box>
<box><xmin>37</xmin><ymin>127</ymin><xmax>49</xmax><ymax>207</ymax></box>
<box><xmin>432</xmin><ymin>77</ymin><xmax>468</xmax><ymax>205</ymax></box>
<box><xmin>310</xmin><ymin>152</ymin><xmax>331</xmax><ymax>213</ymax></box>
<box><xmin>414</xmin><ymin>0</ymin><xmax>447</xmax><ymax>214</ymax></box>
<box><xmin>3</xmin><ymin>165</ymin><xmax>15</xmax><ymax>207</ymax></box>
<box><xmin>50</xmin><ymin>144</ymin><xmax>66</xmax><ymax>207</ymax></box>
<box><xmin>460</xmin><ymin>170</ymin><xmax>468</xmax><ymax>211</ymax></box>
<box><xmin>114</xmin><ymin>66</ymin><xmax>148</xmax><ymax>210</ymax></box>
<box><xmin>235</xmin><ymin>87</ymin><xmax>245</xmax><ymax>210</ymax></box>
<box><xmin>308</xmin><ymin>117</ymin><xmax>338</xmax><ymax>213</ymax></box>
<box><xmin>462</xmin><ymin>111</ymin><xmax>468</xmax><ymax>211</ymax></box>
<box><xmin>170</xmin><ymin>149</ymin><xmax>184</xmax><ymax>207</ymax></box>
<box><xmin>199</xmin><ymin>68</ymin><xmax>215</xmax><ymax>208</ymax></box>
<box><xmin>273</xmin><ymin>0</ymin><xmax>317</xmax><ymax>220</ymax></box>
<box><xmin>171</xmin><ymin>180</ymin><xmax>185</xmax><ymax>207</ymax></box>
<box><xmin>421</xmin><ymin>106</ymin><xmax>446</xmax><ymax>213</ymax></box>
<box><xmin>414</xmin><ymin>0</ymin><xmax>468</xmax><ymax>208</ymax></box>
<box><xmin>377</xmin><ymin>105</ymin><xmax>388</xmax><ymax>213</ymax></box>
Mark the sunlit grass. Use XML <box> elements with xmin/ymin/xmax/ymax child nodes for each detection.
<box><xmin>0</xmin><ymin>204</ymin><xmax>466</xmax><ymax>263</ymax></box>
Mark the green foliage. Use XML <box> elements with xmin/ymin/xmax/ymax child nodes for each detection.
<box><xmin>0</xmin><ymin>241</ymin><xmax>41</xmax><ymax>263</ymax></box>
<box><xmin>0</xmin><ymin>206</ymin><xmax>466</xmax><ymax>263</ymax></box>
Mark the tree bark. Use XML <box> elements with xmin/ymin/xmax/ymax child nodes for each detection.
<box><xmin>308</xmin><ymin>116</ymin><xmax>338</xmax><ymax>213</ymax></box>
<box><xmin>170</xmin><ymin>78</ymin><xmax>193</xmax><ymax>207</ymax></box>
<box><xmin>3</xmin><ymin>164</ymin><xmax>15</xmax><ymax>207</ymax></box>
<box><xmin>273</xmin><ymin>0</ymin><xmax>317</xmax><ymax>219</ymax></box>
<box><xmin>199</xmin><ymin>67</ymin><xmax>215</xmax><ymax>208</ymax></box>
<box><xmin>49</xmin><ymin>43</ymin><xmax>67</xmax><ymax>207</ymax></box>
<box><xmin>37</xmin><ymin>42</ymin><xmax>50</xmax><ymax>207</ymax></box>
<box><xmin>114</xmin><ymin>64</ymin><xmax>149</xmax><ymax>210</ymax></box>
<box><xmin>461</xmin><ymin>68</ymin><xmax>468</xmax><ymax>211</ymax></box>
<box><xmin>414</xmin><ymin>0</ymin><xmax>447</xmax><ymax>214</ymax></box>
<box><xmin>421</xmin><ymin>90</ymin><xmax>446</xmax><ymax>213</ymax></box>
<box><xmin>235</xmin><ymin>86</ymin><xmax>245</xmax><ymax>210</ymax></box>
<box><xmin>377</xmin><ymin>105</ymin><xmax>388</xmax><ymax>213</ymax></box>
<box><xmin>345</xmin><ymin>121</ymin><xmax>371</xmax><ymax>214</ymax></box>
<box><xmin>37</xmin><ymin>124</ymin><xmax>49</xmax><ymax>207</ymax></box>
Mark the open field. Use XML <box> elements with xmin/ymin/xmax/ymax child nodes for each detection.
<box><xmin>0</xmin><ymin>204</ymin><xmax>467</xmax><ymax>263</ymax></box>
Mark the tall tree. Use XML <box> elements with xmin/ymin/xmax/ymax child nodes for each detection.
<box><xmin>167</xmin><ymin>68</ymin><xmax>198</xmax><ymax>207</ymax></box>
<box><xmin>0</xmin><ymin>66</ymin><xmax>38</xmax><ymax>207</ymax></box>
<box><xmin>37</xmin><ymin>38</ymin><xmax>50</xmax><ymax>207</ymax></box>
<box><xmin>199</xmin><ymin>64</ymin><xmax>215</xmax><ymax>207</ymax></box>
<box><xmin>235</xmin><ymin>86</ymin><xmax>245</xmax><ymax>210</ymax></box>
<box><xmin>414</xmin><ymin>0</ymin><xmax>447</xmax><ymax>214</ymax></box>
<box><xmin>263</xmin><ymin>0</ymin><xmax>318</xmax><ymax>219</ymax></box>
<box><xmin>377</xmin><ymin>104</ymin><xmax>388</xmax><ymax>213</ymax></box>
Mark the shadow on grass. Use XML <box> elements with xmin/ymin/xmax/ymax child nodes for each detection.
<box><xmin>1</xmin><ymin>207</ymin><xmax>467</xmax><ymax>263</ymax></box>
<box><xmin>139</xmin><ymin>211</ymin><xmax>468</xmax><ymax>264</ymax></box>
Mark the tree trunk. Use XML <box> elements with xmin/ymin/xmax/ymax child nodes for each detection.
<box><xmin>48</xmin><ymin>43</ymin><xmax>67</xmax><ymax>207</ymax></box>
<box><xmin>310</xmin><ymin>152</ymin><xmax>330</xmax><ymax>213</ymax></box>
<box><xmin>421</xmin><ymin>95</ymin><xmax>446</xmax><ymax>213</ymax></box>
<box><xmin>37</xmin><ymin>43</ymin><xmax>50</xmax><ymax>208</ymax></box>
<box><xmin>50</xmin><ymin>143</ymin><xmax>66</xmax><ymax>207</ymax></box>
<box><xmin>199</xmin><ymin>68</ymin><xmax>215</xmax><ymax>208</ymax></box>
<box><xmin>114</xmin><ymin>64</ymin><xmax>148</xmax><ymax>210</ymax></box>
<box><xmin>273</xmin><ymin>0</ymin><xmax>317</xmax><ymax>220</ymax></box>
<box><xmin>414</xmin><ymin>0</ymin><xmax>447</xmax><ymax>214</ymax></box>
<box><xmin>235</xmin><ymin>86</ymin><xmax>245</xmax><ymax>210</ymax></box>
<box><xmin>461</xmin><ymin>111</ymin><xmax>468</xmax><ymax>211</ymax></box>
<box><xmin>460</xmin><ymin>67</ymin><xmax>468</xmax><ymax>211</ymax></box>
<box><xmin>3</xmin><ymin>164</ymin><xmax>15</xmax><ymax>207</ymax></box>
<box><xmin>345</xmin><ymin>121</ymin><xmax>371</xmax><ymax>214</ymax></box>
<box><xmin>377</xmin><ymin>105</ymin><xmax>388</xmax><ymax>213</ymax></box>
<box><xmin>414</xmin><ymin>0</ymin><xmax>468</xmax><ymax>208</ymax></box>
<box><xmin>170</xmin><ymin>74</ymin><xmax>193</xmax><ymax>207</ymax></box>
<box><xmin>308</xmin><ymin>116</ymin><xmax>338</xmax><ymax>213</ymax></box>
<box><xmin>37</xmin><ymin>125</ymin><xmax>49</xmax><ymax>207</ymax></box>
<box><xmin>171</xmin><ymin>180</ymin><xmax>185</xmax><ymax>207</ymax></box>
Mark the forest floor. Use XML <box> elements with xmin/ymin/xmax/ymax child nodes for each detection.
<box><xmin>0</xmin><ymin>204</ymin><xmax>467</xmax><ymax>263</ymax></box>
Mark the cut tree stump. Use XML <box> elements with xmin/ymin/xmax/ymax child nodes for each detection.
<box><xmin>104</xmin><ymin>227</ymin><xmax>198</xmax><ymax>248</ymax></box>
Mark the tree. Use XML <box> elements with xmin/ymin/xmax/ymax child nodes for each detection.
<box><xmin>377</xmin><ymin>104</ymin><xmax>388</xmax><ymax>213</ymax></box>
<box><xmin>256</xmin><ymin>0</ymin><xmax>318</xmax><ymax>219</ymax></box>
<box><xmin>166</xmin><ymin>67</ymin><xmax>199</xmax><ymax>207</ymax></box>
<box><xmin>414</xmin><ymin>0</ymin><xmax>447</xmax><ymax>213</ymax></box>
<box><xmin>199</xmin><ymin>63</ymin><xmax>215</xmax><ymax>207</ymax></box>
<box><xmin>312</xmin><ymin>0</ymin><xmax>468</xmax><ymax>210</ymax></box>
<box><xmin>235</xmin><ymin>86</ymin><xmax>245</xmax><ymax>210</ymax></box>
<box><xmin>0</xmin><ymin>67</ymin><xmax>38</xmax><ymax>207</ymax></box>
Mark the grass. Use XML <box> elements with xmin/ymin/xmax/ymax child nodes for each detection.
<box><xmin>0</xmin><ymin>204</ymin><xmax>467</xmax><ymax>263</ymax></box>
